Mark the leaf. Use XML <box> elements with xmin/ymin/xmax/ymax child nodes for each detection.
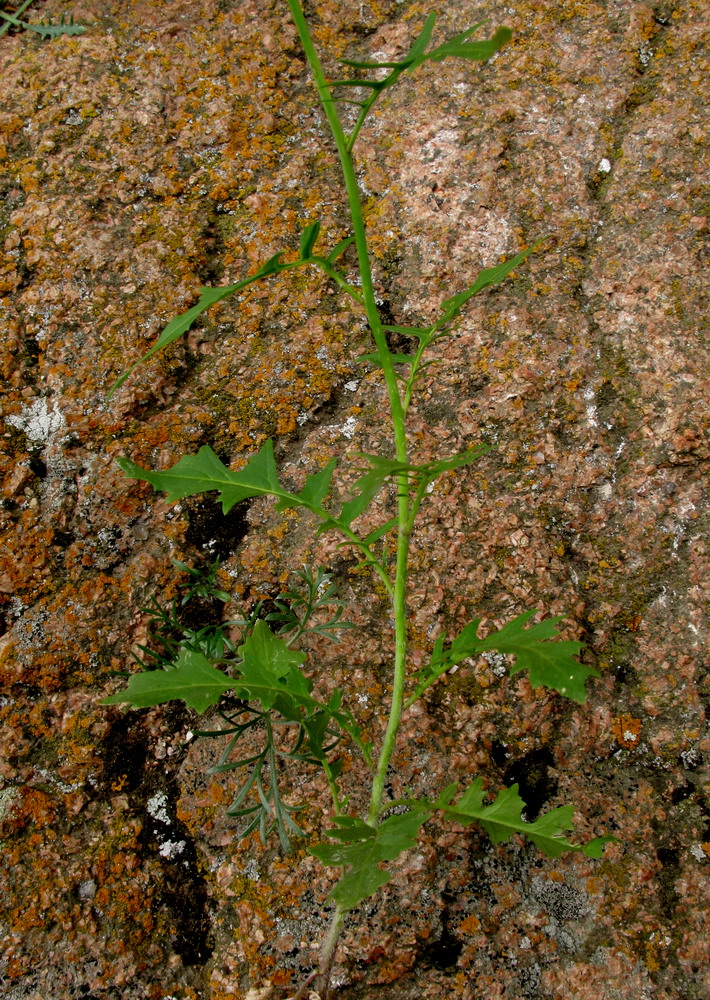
<box><xmin>108</xmin><ymin>252</ymin><xmax>291</xmax><ymax>397</ymax></box>
<box><xmin>23</xmin><ymin>14</ymin><xmax>87</xmax><ymax>38</ymax></box>
<box><xmin>409</xmin><ymin>610</ymin><xmax>595</xmax><ymax>706</ymax></box>
<box><xmin>338</xmin><ymin>57</ymin><xmax>399</xmax><ymax>69</ymax></box>
<box><xmin>326</xmin><ymin>235</ymin><xmax>356</xmax><ymax>263</ymax></box>
<box><xmin>258</xmin><ymin>250</ymin><xmax>286</xmax><ymax>276</ymax></box>
<box><xmin>411</xmin><ymin>26</ymin><xmax>512</xmax><ymax>71</ymax></box>
<box><xmin>362</xmin><ymin>516</ymin><xmax>398</xmax><ymax>545</ymax></box>
<box><xmin>235</xmin><ymin>620</ymin><xmax>309</xmax><ymax>713</ymax></box>
<box><xmin>425</xmin><ymin>444</ymin><xmax>491</xmax><ymax>477</ymax></box>
<box><xmin>299</xmin><ymin>220</ymin><xmax>321</xmax><ymax>259</ymax></box>
<box><xmin>336</xmin><ymin>455</ymin><xmax>412</xmax><ymax>529</ymax></box>
<box><xmin>435</xmin><ymin>780</ymin><xmax>612</xmax><ymax>858</ymax></box>
<box><xmin>407</xmin><ymin>11</ymin><xmax>437</xmax><ymax>62</ymax></box>
<box><xmin>583</xmin><ymin>835</ymin><xmax>618</xmax><ymax>858</ymax></box>
<box><xmin>102</xmin><ymin>648</ymin><xmax>232</xmax><ymax>713</ymax></box>
<box><xmin>117</xmin><ymin>440</ymin><xmax>278</xmax><ymax>512</ymax></box>
<box><xmin>275</xmin><ymin>457</ymin><xmax>337</xmax><ymax>512</ymax></box>
<box><xmin>439</xmin><ymin>243</ymin><xmax>542</xmax><ymax>321</ymax></box>
<box><xmin>426</xmin><ymin>28</ymin><xmax>512</xmax><ymax>63</ymax></box>
<box><xmin>310</xmin><ymin>809</ymin><xmax>427</xmax><ymax>910</ymax></box>
<box><xmin>231</xmin><ymin>622</ymin><xmax>367</xmax><ymax>756</ymax></box>
<box><xmin>450</xmin><ymin>611</ymin><xmax>596</xmax><ymax>703</ymax></box>
<box><xmin>118</xmin><ymin>440</ymin><xmax>343</xmax><ymax>526</ymax></box>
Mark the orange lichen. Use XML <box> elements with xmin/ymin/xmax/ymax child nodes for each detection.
<box><xmin>611</xmin><ymin>714</ymin><xmax>642</xmax><ymax>749</ymax></box>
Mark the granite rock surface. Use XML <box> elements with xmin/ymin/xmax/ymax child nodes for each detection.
<box><xmin>0</xmin><ymin>0</ymin><xmax>708</xmax><ymax>998</ymax></box>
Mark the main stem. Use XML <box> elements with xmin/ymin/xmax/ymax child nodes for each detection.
<box><xmin>287</xmin><ymin>0</ymin><xmax>413</xmax><ymax>992</ymax></box>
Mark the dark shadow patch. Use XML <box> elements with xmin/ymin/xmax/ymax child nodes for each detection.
<box><xmin>177</xmin><ymin>593</ymin><xmax>226</xmax><ymax>632</ymax></box>
<box><xmin>100</xmin><ymin>712</ymin><xmax>149</xmax><ymax>794</ymax></box>
<box><xmin>671</xmin><ymin>781</ymin><xmax>696</xmax><ymax>804</ymax></box>
<box><xmin>490</xmin><ymin>739</ymin><xmax>511</xmax><ymax>766</ymax></box>
<box><xmin>418</xmin><ymin>893</ymin><xmax>462</xmax><ymax>971</ymax></box>
<box><xmin>184</xmin><ymin>495</ymin><xmax>251</xmax><ymax>558</ymax></box>
<box><xmin>102</xmin><ymin>708</ymin><xmax>213</xmax><ymax>966</ymax></box>
<box><xmin>153</xmin><ymin>835</ymin><xmax>215</xmax><ymax>966</ymax></box>
<box><xmin>28</xmin><ymin>454</ymin><xmax>47</xmax><ymax>479</ymax></box>
<box><xmin>199</xmin><ymin>204</ymin><xmax>226</xmax><ymax>286</ymax></box>
<box><xmin>502</xmin><ymin>747</ymin><xmax>557</xmax><ymax>821</ymax></box>
<box><xmin>655</xmin><ymin>846</ymin><xmax>681</xmax><ymax>919</ymax></box>
<box><xmin>52</xmin><ymin>529</ymin><xmax>75</xmax><ymax>548</ymax></box>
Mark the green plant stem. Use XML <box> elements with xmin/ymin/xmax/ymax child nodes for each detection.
<box><xmin>287</xmin><ymin>0</ymin><xmax>412</xmax><ymax>826</ymax></box>
<box><xmin>287</xmin><ymin>0</ymin><xmax>415</xmax><ymax>991</ymax></box>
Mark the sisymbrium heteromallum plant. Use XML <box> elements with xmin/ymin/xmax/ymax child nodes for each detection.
<box><xmin>102</xmin><ymin>4</ymin><xmax>613</xmax><ymax>997</ymax></box>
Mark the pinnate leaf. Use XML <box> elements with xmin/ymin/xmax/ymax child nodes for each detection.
<box><xmin>24</xmin><ymin>15</ymin><xmax>87</xmax><ymax>38</ymax></box>
<box><xmin>310</xmin><ymin>810</ymin><xmax>427</xmax><ymax>910</ymax></box>
<box><xmin>436</xmin><ymin>779</ymin><xmax>613</xmax><ymax>858</ymax></box>
<box><xmin>118</xmin><ymin>439</ymin><xmax>339</xmax><ymax>522</ymax></box>
<box><xmin>235</xmin><ymin>620</ymin><xmax>309</xmax><ymax>714</ymax></box>
<box><xmin>102</xmin><ymin>648</ymin><xmax>232</xmax><ymax>713</ymax></box>
<box><xmin>117</xmin><ymin>441</ymin><xmax>280</xmax><ymax>512</ymax></box>
<box><xmin>450</xmin><ymin>611</ymin><xmax>596</xmax><ymax>703</ymax></box>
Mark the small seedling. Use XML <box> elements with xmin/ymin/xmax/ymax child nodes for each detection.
<box><xmin>103</xmin><ymin>4</ymin><xmax>612</xmax><ymax>996</ymax></box>
<box><xmin>0</xmin><ymin>1</ymin><xmax>86</xmax><ymax>38</ymax></box>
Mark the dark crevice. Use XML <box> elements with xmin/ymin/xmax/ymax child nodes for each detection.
<box><xmin>147</xmin><ymin>809</ymin><xmax>215</xmax><ymax>966</ymax></box>
<box><xmin>177</xmin><ymin>593</ymin><xmax>226</xmax><ymax>632</ymax></box>
<box><xmin>100</xmin><ymin>705</ymin><xmax>214</xmax><ymax>966</ymax></box>
<box><xmin>184</xmin><ymin>495</ymin><xmax>252</xmax><ymax>558</ymax></box>
<box><xmin>418</xmin><ymin>893</ymin><xmax>463</xmax><ymax>970</ymax></box>
<box><xmin>502</xmin><ymin>747</ymin><xmax>557</xmax><ymax>821</ymax></box>
<box><xmin>199</xmin><ymin>203</ymin><xmax>227</xmax><ymax>286</ymax></box>
<box><xmin>28</xmin><ymin>454</ymin><xmax>47</xmax><ymax>479</ymax></box>
<box><xmin>100</xmin><ymin>712</ymin><xmax>150</xmax><ymax>795</ymax></box>
<box><xmin>655</xmin><ymin>846</ymin><xmax>681</xmax><ymax>919</ymax></box>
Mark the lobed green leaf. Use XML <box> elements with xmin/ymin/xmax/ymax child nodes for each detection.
<box><xmin>434</xmin><ymin>779</ymin><xmax>613</xmax><ymax>858</ymax></box>
<box><xmin>310</xmin><ymin>809</ymin><xmax>427</xmax><ymax>910</ymax></box>
<box><xmin>102</xmin><ymin>648</ymin><xmax>232</xmax><ymax>713</ymax></box>
<box><xmin>425</xmin><ymin>29</ymin><xmax>512</xmax><ymax>64</ymax></box>
<box><xmin>21</xmin><ymin>14</ymin><xmax>87</xmax><ymax>37</ymax></box>
<box><xmin>450</xmin><ymin>611</ymin><xmax>596</xmax><ymax>703</ymax></box>
<box><xmin>410</xmin><ymin>610</ymin><xmax>595</xmax><ymax>706</ymax></box>
<box><xmin>235</xmin><ymin>620</ymin><xmax>309</xmax><ymax>715</ymax></box>
<box><xmin>275</xmin><ymin>457</ymin><xmax>337</xmax><ymax>512</ymax></box>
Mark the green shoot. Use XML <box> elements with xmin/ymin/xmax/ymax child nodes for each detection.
<box><xmin>101</xmin><ymin>5</ymin><xmax>612</xmax><ymax>996</ymax></box>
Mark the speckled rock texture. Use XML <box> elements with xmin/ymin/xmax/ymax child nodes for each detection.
<box><xmin>0</xmin><ymin>0</ymin><xmax>708</xmax><ymax>998</ymax></box>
